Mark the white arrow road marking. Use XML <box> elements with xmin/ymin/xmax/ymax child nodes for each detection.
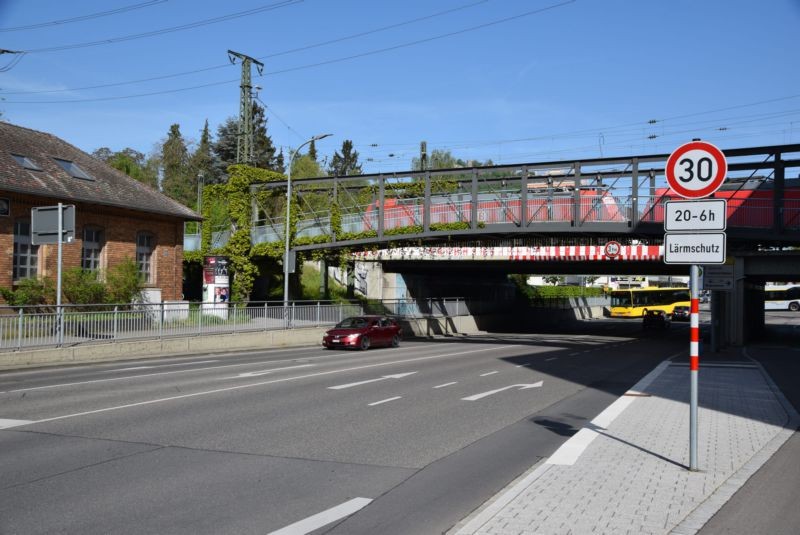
<box><xmin>235</xmin><ymin>364</ymin><xmax>314</xmax><ymax>378</ymax></box>
<box><xmin>461</xmin><ymin>381</ymin><xmax>543</xmax><ymax>401</ymax></box>
<box><xmin>328</xmin><ymin>372</ymin><xmax>417</xmax><ymax>390</ymax></box>
<box><xmin>0</xmin><ymin>419</ymin><xmax>34</xmax><ymax>429</ymax></box>
<box><xmin>267</xmin><ymin>497</ymin><xmax>372</xmax><ymax>535</ymax></box>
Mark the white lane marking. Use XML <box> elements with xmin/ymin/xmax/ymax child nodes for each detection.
<box><xmin>480</xmin><ymin>371</ymin><xmax>498</xmax><ymax>377</ymax></box>
<box><xmin>235</xmin><ymin>364</ymin><xmax>314</xmax><ymax>378</ymax></box>
<box><xmin>547</xmin><ymin>359</ymin><xmax>674</xmax><ymax>466</ymax></box>
<box><xmin>28</xmin><ymin>345</ymin><xmax>516</xmax><ymax>424</ymax></box>
<box><xmin>1</xmin><ymin>344</ymin><xmax>446</xmax><ymax>392</ymax></box>
<box><xmin>462</xmin><ymin>381</ymin><xmax>543</xmax><ymax>401</ymax></box>
<box><xmin>115</xmin><ymin>360</ymin><xmax>219</xmax><ymax>371</ymax></box>
<box><xmin>3</xmin><ymin>362</ymin><xmax>311</xmax><ymax>393</ymax></box>
<box><xmin>328</xmin><ymin>372</ymin><xmax>417</xmax><ymax>390</ymax></box>
<box><xmin>368</xmin><ymin>396</ymin><xmax>402</xmax><ymax>407</ymax></box>
<box><xmin>267</xmin><ymin>497</ymin><xmax>372</xmax><ymax>535</ymax></box>
<box><xmin>568</xmin><ymin>352</ymin><xmax>580</xmax><ymax>356</ymax></box>
<box><xmin>433</xmin><ymin>382</ymin><xmax>458</xmax><ymax>389</ymax></box>
<box><xmin>0</xmin><ymin>419</ymin><xmax>34</xmax><ymax>429</ymax></box>
<box><xmin>546</xmin><ymin>357</ymin><xmax>558</xmax><ymax>361</ymax></box>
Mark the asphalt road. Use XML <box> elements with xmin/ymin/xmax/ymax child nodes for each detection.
<box><xmin>0</xmin><ymin>319</ymin><xmax>689</xmax><ymax>535</ymax></box>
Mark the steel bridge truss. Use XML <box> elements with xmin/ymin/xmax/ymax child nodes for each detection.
<box><xmin>247</xmin><ymin>144</ymin><xmax>800</xmax><ymax>253</ymax></box>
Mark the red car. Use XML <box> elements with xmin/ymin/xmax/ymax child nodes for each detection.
<box><xmin>322</xmin><ymin>315</ymin><xmax>402</xmax><ymax>350</ymax></box>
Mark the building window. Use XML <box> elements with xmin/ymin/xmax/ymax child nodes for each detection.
<box><xmin>136</xmin><ymin>232</ymin><xmax>155</xmax><ymax>283</ymax></box>
<box><xmin>13</xmin><ymin>220</ymin><xmax>39</xmax><ymax>280</ymax></box>
<box><xmin>82</xmin><ymin>227</ymin><xmax>104</xmax><ymax>271</ymax></box>
<box><xmin>53</xmin><ymin>158</ymin><xmax>93</xmax><ymax>180</ymax></box>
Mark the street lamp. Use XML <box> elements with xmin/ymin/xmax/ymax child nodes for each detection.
<box><xmin>283</xmin><ymin>133</ymin><xmax>332</xmax><ymax>316</ymax></box>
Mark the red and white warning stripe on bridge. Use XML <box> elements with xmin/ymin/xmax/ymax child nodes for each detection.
<box><xmin>353</xmin><ymin>245</ymin><xmax>664</xmax><ymax>262</ymax></box>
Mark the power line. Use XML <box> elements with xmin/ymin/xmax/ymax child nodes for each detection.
<box><xmin>0</xmin><ymin>0</ymin><xmax>168</xmax><ymax>32</ymax></box>
<box><xmin>17</xmin><ymin>0</ymin><xmax>303</xmax><ymax>54</ymax></box>
<box><xmin>4</xmin><ymin>1</ymin><xmax>576</xmax><ymax>104</ymax></box>
<box><xmin>0</xmin><ymin>0</ymin><xmax>490</xmax><ymax>96</ymax></box>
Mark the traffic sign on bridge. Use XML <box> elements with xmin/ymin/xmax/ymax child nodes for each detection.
<box><xmin>665</xmin><ymin>141</ymin><xmax>727</xmax><ymax>199</ymax></box>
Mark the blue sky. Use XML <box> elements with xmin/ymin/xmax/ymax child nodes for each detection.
<box><xmin>1</xmin><ymin>0</ymin><xmax>799</xmax><ymax>174</ymax></box>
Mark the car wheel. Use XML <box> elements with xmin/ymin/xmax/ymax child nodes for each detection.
<box><xmin>789</xmin><ymin>302</ymin><xmax>800</xmax><ymax>312</ymax></box>
<box><xmin>390</xmin><ymin>334</ymin><xmax>400</xmax><ymax>348</ymax></box>
<box><xmin>359</xmin><ymin>336</ymin><xmax>371</xmax><ymax>351</ymax></box>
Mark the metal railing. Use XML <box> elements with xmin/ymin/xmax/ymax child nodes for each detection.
<box><xmin>0</xmin><ymin>301</ymin><xmax>363</xmax><ymax>352</ymax></box>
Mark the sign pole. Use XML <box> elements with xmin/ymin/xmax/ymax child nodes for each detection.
<box><xmin>56</xmin><ymin>202</ymin><xmax>63</xmax><ymax>347</ymax></box>
<box><xmin>689</xmin><ymin>264</ymin><xmax>700</xmax><ymax>470</ymax></box>
<box><xmin>664</xmin><ymin>140</ymin><xmax>728</xmax><ymax>472</ymax></box>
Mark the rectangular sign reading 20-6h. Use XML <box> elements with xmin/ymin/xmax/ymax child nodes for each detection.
<box><xmin>663</xmin><ymin>141</ymin><xmax>727</xmax><ymax>264</ymax></box>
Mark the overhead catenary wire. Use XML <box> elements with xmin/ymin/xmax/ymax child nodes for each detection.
<box><xmin>4</xmin><ymin>0</ymin><xmax>576</xmax><ymax>104</ymax></box>
<box><xmin>0</xmin><ymin>0</ymin><xmax>489</xmax><ymax>96</ymax></box>
<box><xmin>15</xmin><ymin>0</ymin><xmax>303</xmax><ymax>54</ymax></box>
<box><xmin>0</xmin><ymin>0</ymin><xmax>168</xmax><ymax>32</ymax></box>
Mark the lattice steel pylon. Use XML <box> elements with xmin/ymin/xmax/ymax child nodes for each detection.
<box><xmin>228</xmin><ymin>50</ymin><xmax>264</xmax><ymax>165</ymax></box>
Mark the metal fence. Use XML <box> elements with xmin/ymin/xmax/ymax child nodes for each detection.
<box><xmin>0</xmin><ymin>301</ymin><xmax>363</xmax><ymax>352</ymax></box>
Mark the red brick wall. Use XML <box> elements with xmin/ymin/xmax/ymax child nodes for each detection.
<box><xmin>0</xmin><ymin>192</ymin><xmax>186</xmax><ymax>302</ymax></box>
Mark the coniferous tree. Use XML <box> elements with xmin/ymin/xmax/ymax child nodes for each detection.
<box><xmin>160</xmin><ymin>124</ymin><xmax>194</xmax><ymax>206</ymax></box>
<box><xmin>212</xmin><ymin>117</ymin><xmax>238</xmax><ymax>182</ymax></box>
<box><xmin>252</xmin><ymin>102</ymin><xmax>283</xmax><ymax>172</ymax></box>
<box><xmin>328</xmin><ymin>139</ymin><xmax>362</xmax><ymax>176</ymax></box>
<box><xmin>308</xmin><ymin>139</ymin><xmax>318</xmax><ymax>162</ymax></box>
<box><xmin>212</xmin><ymin>103</ymin><xmax>283</xmax><ymax>180</ymax></box>
<box><xmin>190</xmin><ymin>120</ymin><xmax>217</xmax><ymax>198</ymax></box>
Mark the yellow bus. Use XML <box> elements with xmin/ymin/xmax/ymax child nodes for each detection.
<box><xmin>609</xmin><ymin>287</ymin><xmax>690</xmax><ymax>318</ymax></box>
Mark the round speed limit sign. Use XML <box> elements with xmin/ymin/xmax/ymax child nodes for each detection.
<box><xmin>665</xmin><ymin>141</ymin><xmax>727</xmax><ymax>199</ymax></box>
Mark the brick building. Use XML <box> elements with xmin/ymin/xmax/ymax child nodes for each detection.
<box><xmin>0</xmin><ymin>121</ymin><xmax>201</xmax><ymax>302</ymax></box>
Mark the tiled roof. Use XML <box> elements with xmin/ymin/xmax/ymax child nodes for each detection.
<box><xmin>0</xmin><ymin>121</ymin><xmax>201</xmax><ymax>221</ymax></box>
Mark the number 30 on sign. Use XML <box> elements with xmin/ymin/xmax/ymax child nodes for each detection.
<box><xmin>665</xmin><ymin>141</ymin><xmax>727</xmax><ymax>199</ymax></box>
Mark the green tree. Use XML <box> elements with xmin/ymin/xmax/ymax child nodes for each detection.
<box><xmin>328</xmin><ymin>139</ymin><xmax>362</xmax><ymax>176</ymax></box>
<box><xmin>212</xmin><ymin>117</ymin><xmax>238</xmax><ymax>182</ymax></box>
<box><xmin>92</xmin><ymin>147</ymin><xmax>159</xmax><ymax>188</ymax></box>
<box><xmin>411</xmin><ymin>148</ymin><xmax>493</xmax><ymax>171</ymax></box>
<box><xmin>252</xmin><ymin>102</ymin><xmax>283</xmax><ymax>172</ymax></box>
<box><xmin>190</xmin><ymin>120</ymin><xmax>217</xmax><ymax>203</ymax></box>
<box><xmin>291</xmin><ymin>153</ymin><xmax>325</xmax><ymax>179</ymax></box>
<box><xmin>308</xmin><ymin>138</ymin><xmax>318</xmax><ymax>162</ymax></box>
<box><xmin>212</xmin><ymin>102</ymin><xmax>283</xmax><ymax>180</ymax></box>
<box><xmin>160</xmin><ymin>124</ymin><xmax>194</xmax><ymax>206</ymax></box>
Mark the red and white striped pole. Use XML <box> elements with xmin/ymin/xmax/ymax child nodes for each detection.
<box><xmin>689</xmin><ymin>264</ymin><xmax>700</xmax><ymax>470</ymax></box>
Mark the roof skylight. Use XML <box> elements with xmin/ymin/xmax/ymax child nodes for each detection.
<box><xmin>11</xmin><ymin>153</ymin><xmax>42</xmax><ymax>171</ymax></box>
<box><xmin>53</xmin><ymin>158</ymin><xmax>93</xmax><ymax>180</ymax></box>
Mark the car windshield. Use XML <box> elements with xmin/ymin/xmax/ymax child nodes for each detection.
<box><xmin>336</xmin><ymin>317</ymin><xmax>368</xmax><ymax>329</ymax></box>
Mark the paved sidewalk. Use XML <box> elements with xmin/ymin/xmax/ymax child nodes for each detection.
<box><xmin>454</xmin><ymin>352</ymin><xmax>799</xmax><ymax>535</ymax></box>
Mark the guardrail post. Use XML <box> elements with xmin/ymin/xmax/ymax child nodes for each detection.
<box><xmin>57</xmin><ymin>305</ymin><xmax>64</xmax><ymax>348</ymax></box>
<box><xmin>113</xmin><ymin>306</ymin><xmax>118</xmax><ymax>341</ymax></box>
<box><xmin>17</xmin><ymin>308</ymin><xmax>23</xmax><ymax>351</ymax></box>
<box><xmin>316</xmin><ymin>302</ymin><xmax>321</xmax><ymax>326</ymax></box>
<box><xmin>264</xmin><ymin>303</ymin><xmax>269</xmax><ymax>331</ymax></box>
<box><xmin>159</xmin><ymin>302</ymin><xmax>164</xmax><ymax>340</ymax></box>
<box><xmin>290</xmin><ymin>302</ymin><xmax>295</xmax><ymax>329</ymax></box>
